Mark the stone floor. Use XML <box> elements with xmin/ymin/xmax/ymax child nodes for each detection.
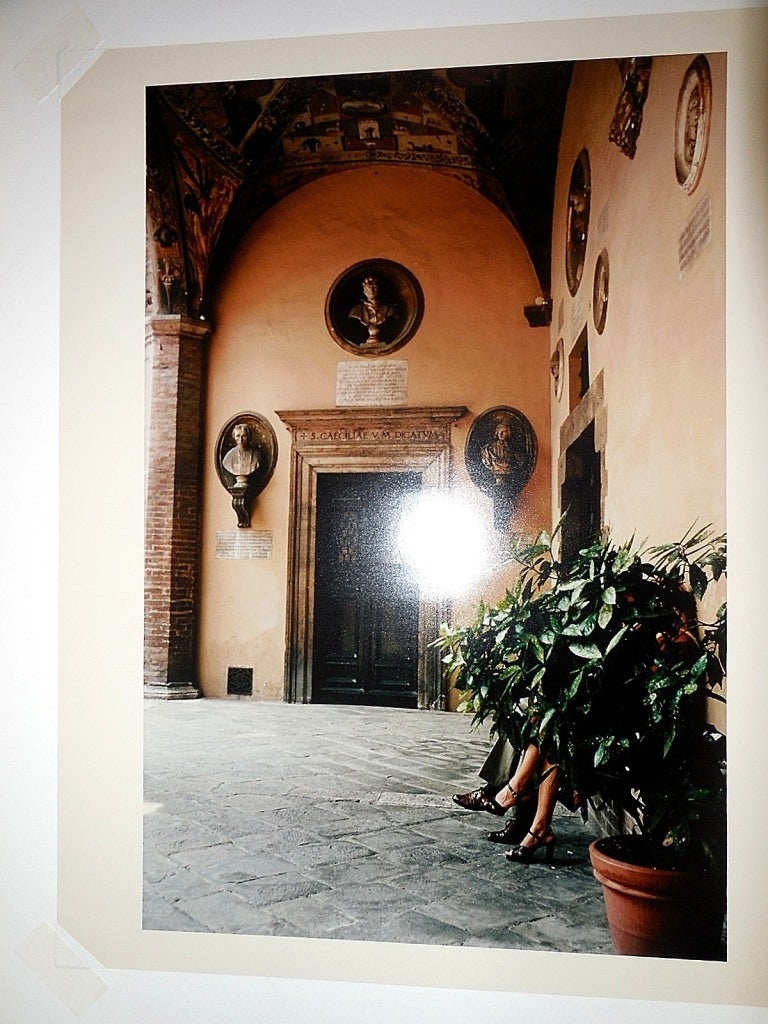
<box><xmin>143</xmin><ymin>699</ymin><xmax>614</xmax><ymax>953</ymax></box>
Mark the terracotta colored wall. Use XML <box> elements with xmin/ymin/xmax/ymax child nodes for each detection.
<box><xmin>200</xmin><ymin>165</ymin><xmax>551</xmax><ymax>698</ymax></box>
<box><xmin>550</xmin><ymin>53</ymin><xmax>726</xmax><ymax>542</ymax></box>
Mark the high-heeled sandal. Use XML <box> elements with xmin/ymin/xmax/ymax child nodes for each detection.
<box><xmin>485</xmin><ymin>799</ymin><xmax>536</xmax><ymax>843</ymax></box>
<box><xmin>486</xmin><ymin>817</ymin><xmax>528</xmax><ymax>844</ymax></box>
<box><xmin>505</xmin><ymin>828</ymin><xmax>556</xmax><ymax>864</ymax></box>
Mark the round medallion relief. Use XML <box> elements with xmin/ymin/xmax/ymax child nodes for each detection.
<box><xmin>674</xmin><ymin>55</ymin><xmax>712</xmax><ymax>195</ymax></box>
<box><xmin>550</xmin><ymin>339</ymin><xmax>565</xmax><ymax>401</ymax></box>
<box><xmin>325</xmin><ymin>259</ymin><xmax>424</xmax><ymax>357</ymax></box>
<box><xmin>592</xmin><ymin>249</ymin><xmax>609</xmax><ymax>335</ymax></box>
<box><xmin>565</xmin><ymin>149</ymin><xmax>591</xmax><ymax>297</ymax></box>
<box><xmin>465</xmin><ymin>406</ymin><xmax>538</xmax><ymax>499</ymax></box>
<box><xmin>215</xmin><ymin>411</ymin><xmax>278</xmax><ymax>496</ymax></box>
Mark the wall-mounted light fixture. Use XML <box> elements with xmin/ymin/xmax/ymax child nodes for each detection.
<box><xmin>523</xmin><ymin>295</ymin><xmax>552</xmax><ymax>328</ymax></box>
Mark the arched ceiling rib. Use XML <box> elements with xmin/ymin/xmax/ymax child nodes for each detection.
<box><xmin>146</xmin><ymin>62</ymin><xmax>573</xmax><ymax>318</ymax></box>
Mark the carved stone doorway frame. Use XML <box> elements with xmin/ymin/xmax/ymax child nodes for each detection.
<box><xmin>276</xmin><ymin>407</ymin><xmax>467</xmax><ymax>708</ymax></box>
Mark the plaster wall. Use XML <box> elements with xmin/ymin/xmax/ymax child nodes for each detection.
<box><xmin>200</xmin><ymin>165</ymin><xmax>550</xmax><ymax>698</ymax></box>
<box><xmin>550</xmin><ymin>52</ymin><xmax>726</xmax><ymax>544</ymax></box>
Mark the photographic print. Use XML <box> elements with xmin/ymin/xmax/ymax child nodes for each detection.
<box><xmin>141</xmin><ymin>51</ymin><xmax>727</xmax><ymax>962</ymax></box>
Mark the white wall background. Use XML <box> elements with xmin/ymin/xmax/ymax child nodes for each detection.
<box><xmin>2</xmin><ymin>2</ymin><xmax>767</xmax><ymax>1022</ymax></box>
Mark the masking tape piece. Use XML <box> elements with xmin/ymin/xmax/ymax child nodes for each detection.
<box><xmin>16</xmin><ymin>923</ymin><xmax>108</xmax><ymax>1015</ymax></box>
<box><xmin>14</xmin><ymin>6</ymin><xmax>104</xmax><ymax>102</ymax></box>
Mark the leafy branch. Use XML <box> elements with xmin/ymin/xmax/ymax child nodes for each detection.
<box><xmin>434</xmin><ymin>524</ymin><xmax>727</xmax><ymax>870</ymax></box>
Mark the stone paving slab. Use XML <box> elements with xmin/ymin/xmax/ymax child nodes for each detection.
<box><xmin>168</xmin><ymin>841</ymin><xmax>296</xmax><ymax>884</ymax></box>
<box><xmin>144</xmin><ymin>700</ymin><xmax>614</xmax><ymax>953</ymax></box>
<box><xmin>143</xmin><ymin>892</ymin><xmax>213</xmax><ymax>933</ymax></box>
<box><xmin>232</xmin><ymin>872</ymin><xmax>331</xmax><ymax>909</ymax></box>
<box><xmin>335</xmin><ymin>908</ymin><xmax>473</xmax><ymax>946</ymax></box>
<box><xmin>267</xmin><ymin>891</ymin><xmax>357</xmax><ymax>935</ymax></box>
<box><xmin>173</xmin><ymin>889</ymin><xmax>278</xmax><ymax>935</ymax></box>
<box><xmin>235</xmin><ymin>824</ymin><xmax>321</xmax><ymax>851</ymax></box>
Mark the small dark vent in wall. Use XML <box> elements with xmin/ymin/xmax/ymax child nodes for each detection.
<box><xmin>227</xmin><ymin>667</ymin><xmax>253</xmax><ymax>696</ymax></box>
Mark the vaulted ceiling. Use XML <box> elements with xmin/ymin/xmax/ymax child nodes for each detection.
<box><xmin>146</xmin><ymin>62</ymin><xmax>573</xmax><ymax>319</ymax></box>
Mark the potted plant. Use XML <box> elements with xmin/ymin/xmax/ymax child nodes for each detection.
<box><xmin>435</xmin><ymin>523</ymin><xmax>726</xmax><ymax>959</ymax></box>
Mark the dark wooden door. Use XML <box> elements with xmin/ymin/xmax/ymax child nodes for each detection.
<box><xmin>560</xmin><ymin>420</ymin><xmax>601</xmax><ymax>561</ymax></box>
<box><xmin>312</xmin><ymin>472</ymin><xmax>420</xmax><ymax>707</ymax></box>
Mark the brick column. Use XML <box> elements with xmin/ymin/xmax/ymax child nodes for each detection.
<box><xmin>144</xmin><ymin>314</ymin><xmax>211</xmax><ymax>699</ymax></box>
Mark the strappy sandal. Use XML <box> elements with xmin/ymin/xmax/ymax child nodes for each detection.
<box><xmin>485</xmin><ymin>799</ymin><xmax>536</xmax><ymax>843</ymax></box>
<box><xmin>486</xmin><ymin>817</ymin><xmax>528</xmax><ymax>844</ymax></box>
<box><xmin>505</xmin><ymin>828</ymin><xmax>556</xmax><ymax>864</ymax></box>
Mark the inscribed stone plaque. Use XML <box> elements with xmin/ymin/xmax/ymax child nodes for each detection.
<box><xmin>336</xmin><ymin>360</ymin><xmax>408</xmax><ymax>407</ymax></box>
<box><xmin>679</xmin><ymin>195</ymin><xmax>711</xmax><ymax>277</ymax></box>
<box><xmin>216</xmin><ymin>530</ymin><xmax>273</xmax><ymax>559</ymax></box>
<box><xmin>571</xmin><ymin>293</ymin><xmax>587</xmax><ymax>339</ymax></box>
<box><xmin>597</xmin><ymin>199</ymin><xmax>610</xmax><ymax>238</ymax></box>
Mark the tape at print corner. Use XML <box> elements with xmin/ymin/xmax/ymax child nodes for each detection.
<box><xmin>16</xmin><ymin>922</ymin><xmax>108</xmax><ymax>1015</ymax></box>
<box><xmin>14</xmin><ymin>6</ymin><xmax>104</xmax><ymax>103</ymax></box>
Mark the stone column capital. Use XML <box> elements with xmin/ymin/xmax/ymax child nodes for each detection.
<box><xmin>145</xmin><ymin>314</ymin><xmax>212</xmax><ymax>344</ymax></box>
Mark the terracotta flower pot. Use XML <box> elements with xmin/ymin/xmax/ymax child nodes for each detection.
<box><xmin>589</xmin><ymin>837</ymin><xmax>725</xmax><ymax>960</ymax></box>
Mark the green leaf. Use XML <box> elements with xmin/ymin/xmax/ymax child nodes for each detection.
<box><xmin>565</xmin><ymin>666</ymin><xmax>585</xmax><ymax>699</ymax></box>
<box><xmin>529</xmin><ymin>666</ymin><xmax>546</xmax><ymax>689</ymax></box>
<box><xmin>690</xmin><ymin>562</ymin><xmax>708</xmax><ymax>600</ymax></box>
<box><xmin>604</xmin><ymin>623</ymin><xmax>630</xmax><ymax>654</ymax></box>
<box><xmin>594</xmin><ymin>737</ymin><xmax>614</xmax><ymax>767</ymax></box>
<box><xmin>539</xmin><ymin>706</ymin><xmax>557</xmax><ymax>735</ymax></box>
<box><xmin>602</xmin><ymin>586</ymin><xmax>617</xmax><ymax>605</ymax></box>
<box><xmin>691</xmin><ymin>652</ymin><xmax>708</xmax><ymax>676</ymax></box>
<box><xmin>561</xmin><ymin>612</ymin><xmax>598</xmax><ymax>637</ymax></box>
<box><xmin>569</xmin><ymin>641</ymin><xmax>602</xmax><ymax>660</ymax></box>
<box><xmin>556</xmin><ymin>578</ymin><xmax>582</xmax><ymax>592</ymax></box>
<box><xmin>614</xmin><ymin>545</ymin><xmax>637</xmax><ymax>574</ymax></box>
<box><xmin>709</xmin><ymin>552</ymin><xmax>727</xmax><ymax>581</ymax></box>
<box><xmin>663</xmin><ymin>725</ymin><xmax>677</xmax><ymax>757</ymax></box>
<box><xmin>598</xmin><ymin>603</ymin><xmax>613</xmax><ymax>629</ymax></box>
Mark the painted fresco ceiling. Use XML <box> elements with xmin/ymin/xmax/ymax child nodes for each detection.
<box><xmin>146</xmin><ymin>63</ymin><xmax>574</xmax><ymax>318</ymax></box>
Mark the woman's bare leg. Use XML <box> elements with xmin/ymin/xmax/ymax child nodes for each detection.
<box><xmin>492</xmin><ymin>743</ymin><xmax>544</xmax><ymax>810</ymax></box>
<box><xmin>517</xmin><ymin>760</ymin><xmax>560</xmax><ymax>849</ymax></box>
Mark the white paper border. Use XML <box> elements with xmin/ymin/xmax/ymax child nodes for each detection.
<box><xmin>59</xmin><ymin>8</ymin><xmax>768</xmax><ymax>1006</ymax></box>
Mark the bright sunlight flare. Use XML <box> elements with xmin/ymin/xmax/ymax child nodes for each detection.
<box><xmin>397</xmin><ymin>491</ymin><xmax>491</xmax><ymax>597</ymax></box>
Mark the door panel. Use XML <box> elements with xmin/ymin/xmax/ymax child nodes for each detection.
<box><xmin>560</xmin><ymin>420</ymin><xmax>601</xmax><ymax>561</ymax></box>
<box><xmin>312</xmin><ymin>472</ymin><xmax>420</xmax><ymax>707</ymax></box>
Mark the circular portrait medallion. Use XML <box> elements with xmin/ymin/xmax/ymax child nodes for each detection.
<box><xmin>565</xmin><ymin>149</ymin><xmax>591</xmax><ymax>297</ymax></box>
<box><xmin>465</xmin><ymin>406</ymin><xmax>538</xmax><ymax>499</ymax></box>
<box><xmin>325</xmin><ymin>259</ymin><xmax>424</xmax><ymax>356</ymax></box>
<box><xmin>674</xmin><ymin>55</ymin><xmax>712</xmax><ymax>195</ymax></box>
<box><xmin>550</xmin><ymin>339</ymin><xmax>565</xmax><ymax>401</ymax></box>
<box><xmin>592</xmin><ymin>248</ymin><xmax>609</xmax><ymax>335</ymax></box>
<box><xmin>215</xmin><ymin>411</ymin><xmax>278</xmax><ymax>497</ymax></box>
